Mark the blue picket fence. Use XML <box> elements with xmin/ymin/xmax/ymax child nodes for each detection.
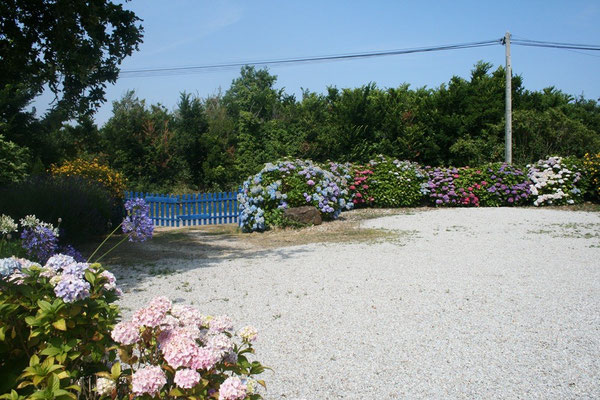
<box><xmin>125</xmin><ymin>191</ymin><xmax>240</xmax><ymax>227</ymax></box>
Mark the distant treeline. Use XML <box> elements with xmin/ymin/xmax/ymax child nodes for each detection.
<box><xmin>5</xmin><ymin>62</ymin><xmax>600</xmax><ymax>192</ymax></box>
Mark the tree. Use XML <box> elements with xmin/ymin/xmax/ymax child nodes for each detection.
<box><xmin>0</xmin><ymin>0</ymin><xmax>143</xmax><ymax>121</ymax></box>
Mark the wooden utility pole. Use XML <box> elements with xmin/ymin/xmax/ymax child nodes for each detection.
<box><xmin>504</xmin><ymin>31</ymin><xmax>512</xmax><ymax>164</ymax></box>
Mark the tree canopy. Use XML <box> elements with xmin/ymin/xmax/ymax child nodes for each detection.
<box><xmin>0</xmin><ymin>0</ymin><xmax>143</xmax><ymax>121</ymax></box>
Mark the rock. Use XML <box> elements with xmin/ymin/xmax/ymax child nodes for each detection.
<box><xmin>284</xmin><ymin>206</ymin><xmax>322</xmax><ymax>225</ymax></box>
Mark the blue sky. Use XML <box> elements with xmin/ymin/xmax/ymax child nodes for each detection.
<box><xmin>36</xmin><ymin>0</ymin><xmax>600</xmax><ymax>125</ymax></box>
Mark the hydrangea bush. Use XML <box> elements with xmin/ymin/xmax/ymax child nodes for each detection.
<box><xmin>238</xmin><ymin>160</ymin><xmax>353</xmax><ymax>232</ymax></box>
<box><xmin>527</xmin><ymin>156</ymin><xmax>584</xmax><ymax>206</ymax></box>
<box><xmin>424</xmin><ymin>164</ymin><xmax>532</xmax><ymax>207</ymax></box>
<box><xmin>456</xmin><ymin>163</ymin><xmax>532</xmax><ymax>207</ymax></box>
<box><xmin>102</xmin><ymin>296</ymin><xmax>267</xmax><ymax>399</ymax></box>
<box><xmin>348</xmin><ymin>167</ymin><xmax>374</xmax><ymax>208</ymax></box>
<box><xmin>0</xmin><ymin>255</ymin><xmax>121</xmax><ymax>398</ymax></box>
<box><xmin>424</xmin><ymin>167</ymin><xmax>481</xmax><ymax>206</ymax></box>
<box><xmin>368</xmin><ymin>156</ymin><xmax>427</xmax><ymax>208</ymax></box>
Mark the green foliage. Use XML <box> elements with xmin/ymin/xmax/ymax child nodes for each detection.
<box><xmin>0</xmin><ymin>0</ymin><xmax>143</xmax><ymax>120</ymax></box>
<box><xmin>0</xmin><ymin>135</ymin><xmax>29</xmax><ymax>185</ymax></box>
<box><xmin>38</xmin><ymin>62</ymin><xmax>600</xmax><ymax>193</ymax></box>
<box><xmin>368</xmin><ymin>156</ymin><xmax>427</xmax><ymax>207</ymax></box>
<box><xmin>0</xmin><ymin>261</ymin><xmax>120</xmax><ymax>398</ymax></box>
<box><xmin>0</xmin><ymin>176</ymin><xmax>122</xmax><ymax>244</ymax></box>
<box><xmin>583</xmin><ymin>153</ymin><xmax>600</xmax><ymax>200</ymax></box>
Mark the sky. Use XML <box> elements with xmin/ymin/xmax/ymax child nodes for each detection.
<box><xmin>34</xmin><ymin>0</ymin><xmax>600</xmax><ymax>126</ymax></box>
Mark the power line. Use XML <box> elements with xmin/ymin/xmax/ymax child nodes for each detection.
<box><xmin>117</xmin><ymin>36</ymin><xmax>600</xmax><ymax>79</ymax></box>
<box><xmin>511</xmin><ymin>37</ymin><xmax>600</xmax><ymax>51</ymax></box>
<box><xmin>119</xmin><ymin>39</ymin><xmax>502</xmax><ymax>78</ymax></box>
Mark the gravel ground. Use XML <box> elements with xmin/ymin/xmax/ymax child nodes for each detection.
<box><xmin>116</xmin><ymin>208</ymin><xmax>600</xmax><ymax>399</ymax></box>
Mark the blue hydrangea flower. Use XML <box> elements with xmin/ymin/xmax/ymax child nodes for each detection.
<box><xmin>0</xmin><ymin>257</ymin><xmax>21</xmax><ymax>278</ymax></box>
<box><xmin>45</xmin><ymin>254</ymin><xmax>77</xmax><ymax>272</ymax></box>
<box><xmin>54</xmin><ymin>274</ymin><xmax>91</xmax><ymax>303</ymax></box>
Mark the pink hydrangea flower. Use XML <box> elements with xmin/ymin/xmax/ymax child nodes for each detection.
<box><xmin>209</xmin><ymin>315</ymin><xmax>233</xmax><ymax>333</ymax></box>
<box><xmin>171</xmin><ymin>304</ymin><xmax>205</xmax><ymax>327</ymax></box>
<box><xmin>158</xmin><ymin>326</ymin><xmax>205</xmax><ymax>348</ymax></box>
<box><xmin>218</xmin><ymin>377</ymin><xmax>247</xmax><ymax>400</ymax></box>
<box><xmin>162</xmin><ymin>335</ymin><xmax>201</xmax><ymax>369</ymax></box>
<box><xmin>111</xmin><ymin>321</ymin><xmax>140</xmax><ymax>345</ymax></box>
<box><xmin>133</xmin><ymin>305</ymin><xmax>166</xmax><ymax>328</ymax></box>
<box><xmin>206</xmin><ymin>333</ymin><xmax>234</xmax><ymax>357</ymax></box>
<box><xmin>174</xmin><ymin>368</ymin><xmax>200</xmax><ymax>389</ymax></box>
<box><xmin>190</xmin><ymin>347</ymin><xmax>221</xmax><ymax>370</ymax></box>
<box><xmin>131</xmin><ymin>366</ymin><xmax>166</xmax><ymax>396</ymax></box>
<box><xmin>101</xmin><ymin>270</ymin><xmax>117</xmax><ymax>291</ymax></box>
<box><xmin>149</xmin><ymin>296</ymin><xmax>172</xmax><ymax>314</ymax></box>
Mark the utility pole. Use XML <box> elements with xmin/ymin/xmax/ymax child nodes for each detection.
<box><xmin>503</xmin><ymin>31</ymin><xmax>512</xmax><ymax>164</ymax></box>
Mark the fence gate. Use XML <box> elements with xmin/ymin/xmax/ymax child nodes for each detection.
<box><xmin>125</xmin><ymin>191</ymin><xmax>240</xmax><ymax>227</ymax></box>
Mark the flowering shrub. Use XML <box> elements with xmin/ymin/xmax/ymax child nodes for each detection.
<box><xmin>459</xmin><ymin>163</ymin><xmax>532</xmax><ymax>207</ymax></box>
<box><xmin>583</xmin><ymin>153</ymin><xmax>600</xmax><ymax>200</ymax></box>
<box><xmin>424</xmin><ymin>164</ymin><xmax>532</xmax><ymax>207</ymax></box>
<box><xmin>238</xmin><ymin>160</ymin><xmax>353</xmax><ymax>232</ymax></box>
<box><xmin>424</xmin><ymin>167</ymin><xmax>477</xmax><ymax>206</ymax></box>
<box><xmin>368</xmin><ymin>156</ymin><xmax>427</xmax><ymax>207</ymax></box>
<box><xmin>0</xmin><ymin>255</ymin><xmax>121</xmax><ymax>398</ymax></box>
<box><xmin>349</xmin><ymin>167</ymin><xmax>374</xmax><ymax>207</ymax></box>
<box><xmin>527</xmin><ymin>156</ymin><xmax>584</xmax><ymax>206</ymax></box>
<box><xmin>101</xmin><ymin>296</ymin><xmax>267</xmax><ymax>399</ymax></box>
<box><xmin>50</xmin><ymin>158</ymin><xmax>127</xmax><ymax>199</ymax></box>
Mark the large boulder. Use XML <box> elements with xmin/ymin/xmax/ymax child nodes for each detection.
<box><xmin>283</xmin><ymin>206</ymin><xmax>322</xmax><ymax>225</ymax></box>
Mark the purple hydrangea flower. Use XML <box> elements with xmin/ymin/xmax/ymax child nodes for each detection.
<box><xmin>54</xmin><ymin>274</ymin><xmax>91</xmax><ymax>303</ymax></box>
<box><xmin>122</xmin><ymin>198</ymin><xmax>154</xmax><ymax>242</ymax></box>
<box><xmin>21</xmin><ymin>225</ymin><xmax>58</xmax><ymax>264</ymax></box>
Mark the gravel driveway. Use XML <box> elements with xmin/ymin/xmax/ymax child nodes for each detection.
<box><xmin>117</xmin><ymin>208</ymin><xmax>600</xmax><ymax>399</ymax></box>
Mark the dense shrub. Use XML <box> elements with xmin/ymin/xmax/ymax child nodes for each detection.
<box><xmin>527</xmin><ymin>156</ymin><xmax>584</xmax><ymax>206</ymax></box>
<box><xmin>50</xmin><ymin>158</ymin><xmax>127</xmax><ymax>199</ymax></box>
<box><xmin>0</xmin><ymin>175</ymin><xmax>123</xmax><ymax>243</ymax></box>
<box><xmin>368</xmin><ymin>156</ymin><xmax>427</xmax><ymax>207</ymax></box>
<box><xmin>238</xmin><ymin>160</ymin><xmax>353</xmax><ymax>232</ymax></box>
<box><xmin>462</xmin><ymin>163</ymin><xmax>532</xmax><ymax>207</ymax></box>
<box><xmin>424</xmin><ymin>167</ymin><xmax>481</xmax><ymax>206</ymax></box>
<box><xmin>425</xmin><ymin>163</ymin><xmax>534</xmax><ymax>207</ymax></box>
<box><xmin>0</xmin><ymin>134</ymin><xmax>29</xmax><ymax>186</ymax></box>
<box><xmin>583</xmin><ymin>153</ymin><xmax>600</xmax><ymax>201</ymax></box>
<box><xmin>0</xmin><ymin>255</ymin><xmax>121</xmax><ymax>398</ymax></box>
<box><xmin>104</xmin><ymin>297</ymin><xmax>267</xmax><ymax>399</ymax></box>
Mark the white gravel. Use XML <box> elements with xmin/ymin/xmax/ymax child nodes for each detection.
<box><xmin>116</xmin><ymin>208</ymin><xmax>600</xmax><ymax>399</ymax></box>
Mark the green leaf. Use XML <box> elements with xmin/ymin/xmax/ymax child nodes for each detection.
<box><xmin>37</xmin><ymin>300</ymin><xmax>52</xmax><ymax>313</ymax></box>
<box><xmin>110</xmin><ymin>362</ymin><xmax>121</xmax><ymax>379</ymax></box>
<box><xmin>52</xmin><ymin>319</ymin><xmax>67</xmax><ymax>331</ymax></box>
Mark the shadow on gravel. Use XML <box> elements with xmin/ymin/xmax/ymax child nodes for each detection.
<box><xmin>92</xmin><ymin>208</ymin><xmax>425</xmax><ymax>291</ymax></box>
